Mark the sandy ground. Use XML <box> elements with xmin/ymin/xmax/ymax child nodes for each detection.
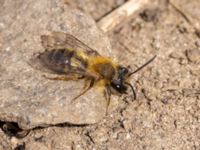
<box><xmin>0</xmin><ymin>0</ymin><xmax>200</xmax><ymax>149</ymax></box>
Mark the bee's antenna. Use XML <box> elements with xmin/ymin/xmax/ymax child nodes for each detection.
<box><xmin>125</xmin><ymin>82</ymin><xmax>136</xmax><ymax>100</ymax></box>
<box><xmin>128</xmin><ymin>55</ymin><xmax>156</xmax><ymax>77</ymax></box>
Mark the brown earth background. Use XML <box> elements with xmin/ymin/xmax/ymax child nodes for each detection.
<box><xmin>0</xmin><ymin>0</ymin><xmax>200</xmax><ymax>149</ymax></box>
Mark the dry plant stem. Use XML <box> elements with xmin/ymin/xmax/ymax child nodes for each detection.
<box><xmin>97</xmin><ymin>0</ymin><xmax>151</xmax><ymax>32</ymax></box>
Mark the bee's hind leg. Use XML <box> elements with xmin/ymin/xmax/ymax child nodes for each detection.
<box><xmin>71</xmin><ymin>78</ymin><xmax>95</xmax><ymax>103</ymax></box>
<box><xmin>104</xmin><ymin>86</ymin><xmax>111</xmax><ymax>115</ymax></box>
<box><xmin>43</xmin><ymin>74</ymin><xmax>83</xmax><ymax>81</ymax></box>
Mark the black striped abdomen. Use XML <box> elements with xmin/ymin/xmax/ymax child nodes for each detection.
<box><xmin>38</xmin><ymin>49</ymin><xmax>87</xmax><ymax>74</ymax></box>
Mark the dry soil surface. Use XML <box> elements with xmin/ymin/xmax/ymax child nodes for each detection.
<box><xmin>0</xmin><ymin>0</ymin><xmax>200</xmax><ymax>150</ymax></box>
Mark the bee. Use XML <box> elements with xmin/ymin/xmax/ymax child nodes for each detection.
<box><xmin>31</xmin><ymin>31</ymin><xmax>156</xmax><ymax>112</ymax></box>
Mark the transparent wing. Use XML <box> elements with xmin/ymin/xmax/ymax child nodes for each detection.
<box><xmin>41</xmin><ymin>31</ymin><xmax>99</xmax><ymax>56</ymax></box>
<box><xmin>29</xmin><ymin>32</ymin><xmax>100</xmax><ymax>77</ymax></box>
<box><xmin>29</xmin><ymin>49</ymin><xmax>91</xmax><ymax>77</ymax></box>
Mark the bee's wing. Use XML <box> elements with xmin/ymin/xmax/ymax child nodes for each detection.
<box><xmin>28</xmin><ymin>52</ymin><xmax>58</xmax><ymax>75</ymax></box>
<box><xmin>29</xmin><ymin>32</ymin><xmax>99</xmax><ymax>77</ymax></box>
<box><xmin>29</xmin><ymin>49</ymin><xmax>94</xmax><ymax>77</ymax></box>
<box><xmin>41</xmin><ymin>31</ymin><xmax>99</xmax><ymax>56</ymax></box>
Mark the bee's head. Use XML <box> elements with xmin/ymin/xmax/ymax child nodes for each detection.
<box><xmin>111</xmin><ymin>66</ymin><xmax>136</xmax><ymax>99</ymax></box>
<box><xmin>110</xmin><ymin>56</ymin><xmax>156</xmax><ymax>100</ymax></box>
<box><xmin>111</xmin><ymin>66</ymin><xmax>129</xmax><ymax>94</ymax></box>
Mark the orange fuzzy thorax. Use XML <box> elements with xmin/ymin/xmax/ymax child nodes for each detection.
<box><xmin>87</xmin><ymin>56</ymin><xmax>118</xmax><ymax>77</ymax></box>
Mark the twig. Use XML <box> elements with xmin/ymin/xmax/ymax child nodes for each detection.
<box><xmin>97</xmin><ymin>0</ymin><xmax>151</xmax><ymax>32</ymax></box>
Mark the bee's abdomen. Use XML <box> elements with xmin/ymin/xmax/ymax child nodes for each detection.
<box><xmin>38</xmin><ymin>49</ymin><xmax>87</xmax><ymax>74</ymax></box>
<box><xmin>47</xmin><ymin>49</ymin><xmax>74</xmax><ymax>67</ymax></box>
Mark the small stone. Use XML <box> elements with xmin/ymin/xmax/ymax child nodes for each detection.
<box><xmin>90</xmin><ymin>127</ymin><xmax>108</xmax><ymax>144</ymax></box>
<box><xmin>126</xmin><ymin>133</ymin><xmax>131</xmax><ymax>139</ymax></box>
<box><xmin>195</xmin><ymin>40</ymin><xmax>200</xmax><ymax>48</ymax></box>
<box><xmin>185</xmin><ymin>49</ymin><xmax>200</xmax><ymax>64</ymax></box>
<box><xmin>140</xmin><ymin>8</ymin><xmax>160</xmax><ymax>22</ymax></box>
<box><xmin>10</xmin><ymin>138</ymin><xmax>19</xmax><ymax>145</ymax></box>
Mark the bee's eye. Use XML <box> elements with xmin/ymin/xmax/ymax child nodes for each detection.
<box><xmin>116</xmin><ymin>84</ymin><xmax>120</xmax><ymax>89</ymax></box>
<box><xmin>111</xmin><ymin>81</ymin><xmax>127</xmax><ymax>94</ymax></box>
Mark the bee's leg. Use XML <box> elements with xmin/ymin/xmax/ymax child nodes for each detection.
<box><xmin>43</xmin><ymin>74</ymin><xmax>83</xmax><ymax>81</ymax></box>
<box><xmin>105</xmin><ymin>86</ymin><xmax>111</xmax><ymax>115</ymax></box>
<box><xmin>71</xmin><ymin>78</ymin><xmax>95</xmax><ymax>102</ymax></box>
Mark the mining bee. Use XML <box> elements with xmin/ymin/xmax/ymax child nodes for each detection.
<box><xmin>31</xmin><ymin>31</ymin><xmax>156</xmax><ymax>112</ymax></box>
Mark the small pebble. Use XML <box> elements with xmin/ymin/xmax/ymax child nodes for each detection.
<box><xmin>185</xmin><ymin>49</ymin><xmax>200</xmax><ymax>63</ymax></box>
